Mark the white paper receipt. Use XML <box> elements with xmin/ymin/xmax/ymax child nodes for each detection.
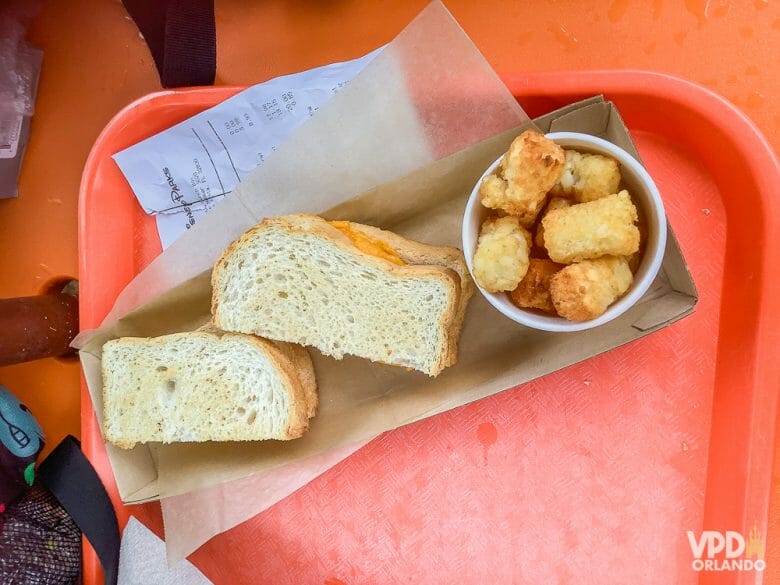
<box><xmin>113</xmin><ymin>49</ymin><xmax>381</xmax><ymax>249</ymax></box>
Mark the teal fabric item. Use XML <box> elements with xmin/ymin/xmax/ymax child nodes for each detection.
<box><xmin>0</xmin><ymin>384</ymin><xmax>44</xmax><ymax>512</ymax></box>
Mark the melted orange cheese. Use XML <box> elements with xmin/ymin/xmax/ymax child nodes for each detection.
<box><xmin>329</xmin><ymin>221</ymin><xmax>405</xmax><ymax>266</ymax></box>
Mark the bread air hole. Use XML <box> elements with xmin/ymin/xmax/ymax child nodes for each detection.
<box><xmin>166</xmin><ymin>380</ymin><xmax>176</xmax><ymax>393</ymax></box>
<box><xmin>246</xmin><ymin>410</ymin><xmax>257</xmax><ymax>425</ymax></box>
<box><xmin>278</xmin><ymin>291</ymin><xmax>288</xmax><ymax>299</ymax></box>
<box><xmin>156</xmin><ymin>365</ymin><xmax>168</xmax><ymax>372</ymax></box>
<box><xmin>236</xmin><ymin>407</ymin><xmax>246</xmax><ymax>416</ymax></box>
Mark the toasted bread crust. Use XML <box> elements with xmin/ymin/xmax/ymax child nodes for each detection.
<box><xmin>250</xmin><ymin>336</ymin><xmax>310</xmax><ymax>439</ymax></box>
<box><xmin>272</xmin><ymin>341</ymin><xmax>318</xmax><ymax>418</ymax></box>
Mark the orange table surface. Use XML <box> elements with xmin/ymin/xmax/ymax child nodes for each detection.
<box><xmin>1</xmin><ymin>0</ymin><xmax>777</xmax><ymax>568</ymax></box>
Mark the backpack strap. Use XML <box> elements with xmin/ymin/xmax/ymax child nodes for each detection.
<box><xmin>122</xmin><ymin>0</ymin><xmax>217</xmax><ymax>88</ymax></box>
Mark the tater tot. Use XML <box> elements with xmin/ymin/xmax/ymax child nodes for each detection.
<box><xmin>509</xmin><ymin>258</ymin><xmax>564</xmax><ymax>314</ymax></box>
<box><xmin>551</xmin><ymin>150</ymin><xmax>621</xmax><ymax>202</ymax></box>
<box><xmin>542</xmin><ymin>191</ymin><xmax>640</xmax><ymax>264</ymax></box>
<box><xmin>473</xmin><ymin>216</ymin><xmax>530</xmax><ymax>293</ymax></box>
<box><xmin>479</xmin><ymin>130</ymin><xmax>565</xmax><ymax>226</ymax></box>
<box><xmin>519</xmin><ymin>225</ymin><xmax>533</xmax><ymax>251</ymax></box>
<box><xmin>627</xmin><ymin>251</ymin><xmax>641</xmax><ymax>273</ymax></box>
<box><xmin>550</xmin><ymin>256</ymin><xmax>633</xmax><ymax>321</ymax></box>
<box><xmin>534</xmin><ymin>197</ymin><xmax>572</xmax><ymax>249</ymax></box>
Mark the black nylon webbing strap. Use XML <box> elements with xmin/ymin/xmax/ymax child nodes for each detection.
<box><xmin>38</xmin><ymin>436</ymin><xmax>120</xmax><ymax>585</ymax></box>
<box><xmin>122</xmin><ymin>0</ymin><xmax>217</xmax><ymax>88</ymax></box>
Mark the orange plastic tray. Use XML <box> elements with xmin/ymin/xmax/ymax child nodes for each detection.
<box><xmin>79</xmin><ymin>71</ymin><xmax>780</xmax><ymax>584</ymax></box>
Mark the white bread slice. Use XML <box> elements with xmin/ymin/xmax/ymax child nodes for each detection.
<box><xmin>101</xmin><ymin>331</ymin><xmax>311</xmax><ymax>449</ymax></box>
<box><xmin>344</xmin><ymin>222</ymin><xmax>474</xmax><ymax>368</ymax></box>
<box><xmin>197</xmin><ymin>324</ymin><xmax>318</xmax><ymax>418</ymax></box>
<box><xmin>211</xmin><ymin>214</ymin><xmax>472</xmax><ymax>377</ymax></box>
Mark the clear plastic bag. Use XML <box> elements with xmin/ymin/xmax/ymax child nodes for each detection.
<box><xmin>0</xmin><ymin>3</ymin><xmax>42</xmax><ymax>197</ymax></box>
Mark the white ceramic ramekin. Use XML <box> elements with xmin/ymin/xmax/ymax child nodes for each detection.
<box><xmin>462</xmin><ymin>131</ymin><xmax>667</xmax><ymax>332</ymax></box>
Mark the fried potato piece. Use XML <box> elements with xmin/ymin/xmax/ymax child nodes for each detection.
<box><xmin>473</xmin><ymin>216</ymin><xmax>530</xmax><ymax>293</ymax></box>
<box><xmin>534</xmin><ymin>197</ymin><xmax>572</xmax><ymax>249</ymax></box>
<box><xmin>627</xmin><ymin>251</ymin><xmax>641</xmax><ymax>273</ymax></box>
<box><xmin>519</xmin><ymin>224</ymin><xmax>533</xmax><ymax>251</ymax></box>
<box><xmin>542</xmin><ymin>191</ymin><xmax>640</xmax><ymax>264</ymax></box>
<box><xmin>551</xmin><ymin>150</ymin><xmax>621</xmax><ymax>202</ymax></box>
<box><xmin>509</xmin><ymin>258</ymin><xmax>564</xmax><ymax>314</ymax></box>
<box><xmin>550</xmin><ymin>256</ymin><xmax>633</xmax><ymax>321</ymax></box>
<box><xmin>479</xmin><ymin>130</ymin><xmax>565</xmax><ymax>226</ymax></box>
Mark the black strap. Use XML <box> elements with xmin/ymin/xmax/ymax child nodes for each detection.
<box><xmin>38</xmin><ymin>436</ymin><xmax>120</xmax><ymax>585</ymax></box>
<box><xmin>122</xmin><ymin>0</ymin><xmax>216</xmax><ymax>88</ymax></box>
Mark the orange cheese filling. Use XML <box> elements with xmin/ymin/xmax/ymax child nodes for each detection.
<box><xmin>329</xmin><ymin>221</ymin><xmax>406</xmax><ymax>266</ymax></box>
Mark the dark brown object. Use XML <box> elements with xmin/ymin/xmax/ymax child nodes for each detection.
<box><xmin>0</xmin><ymin>282</ymin><xmax>78</xmax><ymax>366</ymax></box>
